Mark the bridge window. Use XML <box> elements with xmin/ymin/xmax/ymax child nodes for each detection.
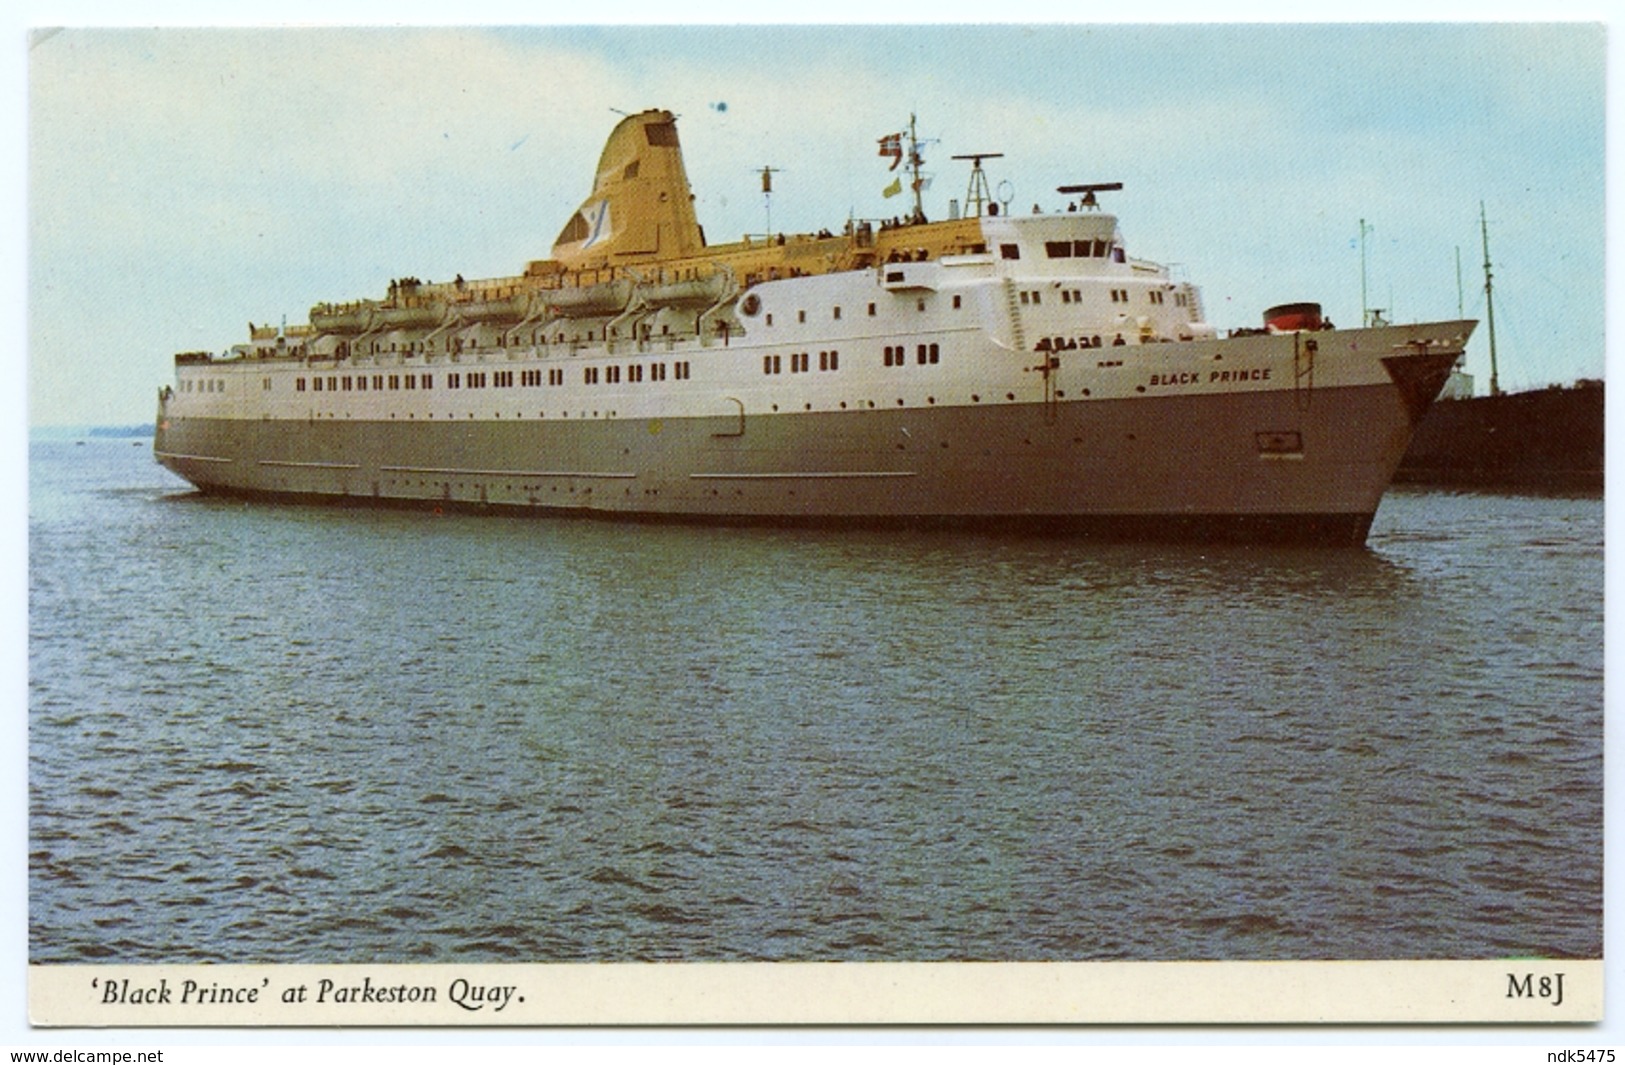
<box><xmin>1001</xmin><ymin>244</ymin><xmax>1020</xmax><ymax>260</ymax></box>
<box><xmin>1045</xmin><ymin>241</ymin><xmax>1072</xmax><ymax>259</ymax></box>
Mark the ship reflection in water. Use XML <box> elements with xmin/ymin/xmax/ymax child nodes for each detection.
<box><xmin>29</xmin><ymin>438</ymin><xmax>1601</xmax><ymax>963</ymax></box>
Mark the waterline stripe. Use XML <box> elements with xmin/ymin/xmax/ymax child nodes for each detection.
<box><xmin>154</xmin><ymin>450</ymin><xmax>233</xmax><ymax>465</ymax></box>
<box><xmin>690</xmin><ymin>471</ymin><xmax>916</xmax><ymax>480</ymax></box>
<box><xmin>379</xmin><ymin>465</ymin><xmax>636</xmax><ymax>479</ymax></box>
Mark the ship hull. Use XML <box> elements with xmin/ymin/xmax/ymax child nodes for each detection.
<box><xmin>1396</xmin><ymin>383</ymin><xmax>1604</xmax><ymax>492</ymax></box>
<box><xmin>148</xmin><ymin>108</ymin><xmax>1478</xmax><ymax>545</ymax></box>
<box><xmin>155</xmin><ymin>365</ymin><xmax>1445</xmax><ymax>545</ymax></box>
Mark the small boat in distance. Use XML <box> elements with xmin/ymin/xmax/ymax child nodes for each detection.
<box><xmin>155</xmin><ymin>108</ymin><xmax>1475</xmax><ymax>544</ymax></box>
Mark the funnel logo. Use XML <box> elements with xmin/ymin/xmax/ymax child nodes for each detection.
<box><xmin>580</xmin><ymin>199</ymin><xmax>611</xmax><ymax>248</ymax></box>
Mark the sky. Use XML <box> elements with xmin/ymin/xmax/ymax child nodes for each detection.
<box><xmin>21</xmin><ymin>17</ymin><xmax>1608</xmax><ymax>427</ymax></box>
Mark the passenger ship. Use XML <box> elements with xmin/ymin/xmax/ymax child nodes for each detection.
<box><xmin>154</xmin><ymin>108</ymin><xmax>1474</xmax><ymax>544</ymax></box>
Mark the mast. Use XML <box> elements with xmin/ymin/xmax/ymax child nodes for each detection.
<box><xmin>953</xmin><ymin>152</ymin><xmax>1002</xmax><ymax>218</ymax></box>
<box><xmin>907</xmin><ymin>114</ymin><xmax>927</xmax><ymax>225</ymax></box>
<box><xmin>758</xmin><ymin>165</ymin><xmax>780</xmax><ymax>239</ymax></box>
<box><xmin>1480</xmin><ymin>201</ymin><xmax>1501</xmax><ymax>397</ymax></box>
<box><xmin>1358</xmin><ymin>218</ymin><xmax>1373</xmax><ymax>326</ymax></box>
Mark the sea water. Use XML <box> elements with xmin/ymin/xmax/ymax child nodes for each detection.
<box><xmin>28</xmin><ymin>435</ymin><xmax>1603</xmax><ymax>962</ymax></box>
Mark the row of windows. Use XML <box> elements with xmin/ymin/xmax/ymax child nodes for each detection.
<box><xmin>351</xmin><ymin>332</ymin><xmax>556</xmax><ymax>356</ymax></box>
<box><xmin>762</xmin><ymin>351</ymin><xmax>840</xmax><ymax>375</ymax></box>
<box><xmin>1045</xmin><ymin>239</ymin><xmax>1116</xmax><ymax>259</ymax></box>
<box><xmin>761</xmin><ymin>295</ymin><xmax>966</xmax><ymax>329</ymax></box>
<box><xmin>583</xmin><ymin>361</ymin><xmax>691</xmax><ymax>385</ymax></box>
<box><xmin>1017</xmin><ymin>285</ymin><xmax>1167</xmax><ymax>307</ymax></box>
<box><xmin>347</xmin><ymin>324</ymin><xmax>701</xmax><ymax>358</ymax></box>
<box><xmin>298</xmin><ymin>373</ymin><xmax>432</xmax><ymax>393</ymax></box>
<box><xmin>882</xmin><ymin>344</ymin><xmax>940</xmax><ymax>366</ymax></box>
<box><xmin>294</xmin><ymin>363</ymin><xmax>694</xmax><ymax>393</ymax></box>
<box><xmin>180</xmin><ymin>379</ymin><xmax>226</xmax><ymax>393</ymax></box>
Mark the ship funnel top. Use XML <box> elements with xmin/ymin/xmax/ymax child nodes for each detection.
<box><xmin>550</xmin><ymin>109</ymin><xmax>706</xmax><ymax>269</ymax></box>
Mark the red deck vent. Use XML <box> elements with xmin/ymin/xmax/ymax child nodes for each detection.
<box><xmin>1263</xmin><ymin>302</ymin><xmax>1323</xmax><ymax>332</ymax></box>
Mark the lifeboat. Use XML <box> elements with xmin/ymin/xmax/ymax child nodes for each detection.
<box><xmin>546</xmin><ymin>278</ymin><xmax>633</xmax><ymax>318</ymax></box>
<box><xmin>458</xmin><ymin>293</ymin><xmax>532</xmax><ymax>324</ymax></box>
<box><xmin>376</xmin><ymin>301</ymin><xmax>446</xmax><ymax>329</ymax></box>
<box><xmin>639</xmin><ymin>273</ymin><xmax>730</xmax><ymax>308</ymax></box>
<box><xmin>310</xmin><ymin>304</ymin><xmax>374</xmax><ymax>334</ymax></box>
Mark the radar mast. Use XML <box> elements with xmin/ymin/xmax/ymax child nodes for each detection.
<box><xmin>952</xmin><ymin>152</ymin><xmax>1003</xmax><ymax>218</ymax></box>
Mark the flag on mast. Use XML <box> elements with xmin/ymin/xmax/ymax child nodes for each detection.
<box><xmin>882</xmin><ymin>176</ymin><xmax>903</xmax><ymax>198</ymax></box>
<box><xmin>877</xmin><ymin>132</ymin><xmax>903</xmax><ymax>171</ymax></box>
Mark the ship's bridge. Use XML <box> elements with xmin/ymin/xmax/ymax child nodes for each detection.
<box><xmin>979</xmin><ymin>212</ymin><xmax>1129</xmax><ymax>277</ymax></box>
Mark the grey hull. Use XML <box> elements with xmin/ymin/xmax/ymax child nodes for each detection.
<box><xmin>155</xmin><ymin>372</ymin><xmax>1433</xmax><ymax>545</ymax></box>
